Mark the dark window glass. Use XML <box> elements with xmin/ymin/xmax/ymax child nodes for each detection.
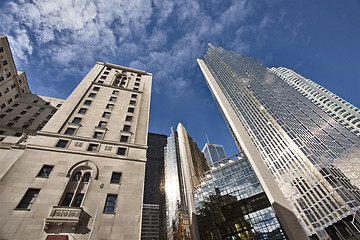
<box><xmin>46</xmin><ymin>115</ymin><xmax>52</xmax><ymax>119</ymax></box>
<box><xmin>65</xmin><ymin>128</ymin><xmax>76</xmax><ymax>135</ymax></box>
<box><xmin>100</xmin><ymin>75</ymin><xmax>106</xmax><ymax>79</ymax></box>
<box><xmin>13</xmin><ymin>116</ymin><xmax>21</xmax><ymax>121</ymax></box>
<box><xmin>129</xmin><ymin>100</ymin><xmax>136</xmax><ymax>105</ymax></box>
<box><xmin>104</xmin><ymin>194</ymin><xmax>117</xmax><ymax>213</ymax></box>
<box><xmin>33</xmin><ymin>100</ymin><xmax>38</xmax><ymax>103</ymax></box>
<box><xmin>7</xmin><ymin>123</ymin><xmax>14</xmax><ymax>127</ymax></box>
<box><xmin>36</xmin><ymin>126</ymin><xmax>43</xmax><ymax>131</ymax></box>
<box><xmin>117</xmin><ymin>147</ymin><xmax>126</xmax><ymax>155</ymax></box>
<box><xmin>12</xmin><ymin>103</ymin><xmax>19</xmax><ymax>107</ymax></box>
<box><xmin>98</xmin><ymin>121</ymin><xmax>107</xmax><ymax>128</ymax></box>
<box><xmin>33</xmin><ymin>113</ymin><xmax>40</xmax><ymax>117</ymax></box>
<box><xmin>26</xmin><ymin>106</ymin><xmax>32</xmax><ymax>109</ymax></box>
<box><xmin>37</xmin><ymin>165</ymin><xmax>54</xmax><ymax>177</ymax></box>
<box><xmin>111</xmin><ymin>172</ymin><xmax>122</xmax><ymax>184</ymax></box>
<box><xmin>125</xmin><ymin>116</ymin><xmax>133</xmax><ymax>122</ymax></box>
<box><xmin>109</xmin><ymin>97</ymin><xmax>117</xmax><ymax>102</ymax></box>
<box><xmin>93</xmin><ymin>87</ymin><xmax>100</xmax><ymax>91</ymax></box>
<box><xmin>56</xmin><ymin>140</ymin><xmax>68</xmax><ymax>148</ymax></box>
<box><xmin>51</xmin><ymin>109</ymin><xmax>57</xmax><ymax>114</ymax></box>
<box><xmin>133</xmin><ymin>87</ymin><xmax>139</xmax><ymax>91</ymax></box>
<box><xmin>82</xmin><ymin>173</ymin><xmax>91</xmax><ymax>182</ymax></box>
<box><xmin>72</xmin><ymin>117</ymin><xmax>82</xmax><ymax>124</ymax></box>
<box><xmin>134</xmin><ymin>82</ymin><xmax>140</xmax><ymax>86</ymax></box>
<box><xmin>72</xmin><ymin>172</ymin><xmax>81</xmax><ymax>181</ymax></box>
<box><xmin>14</xmin><ymin>94</ymin><xmax>19</xmax><ymax>99</ymax></box>
<box><xmin>87</xmin><ymin>144</ymin><xmax>99</xmax><ymax>152</ymax></box>
<box><xmin>3</xmin><ymin>60</ymin><xmax>8</xmax><ymax>66</ymax></box>
<box><xmin>104</xmin><ymin>71</ymin><xmax>109</xmax><ymax>75</ymax></box>
<box><xmin>14</xmin><ymin>132</ymin><xmax>22</xmax><ymax>137</ymax></box>
<box><xmin>0</xmin><ymin>104</ymin><xmax>5</xmax><ymax>109</ymax></box>
<box><xmin>56</xmin><ymin>104</ymin><xmax>62</xmax><ymax>107</ymax></box>
<box><xmin>78</xmin><ymin>108</ymin><xmax>87</xmax><ymax>114</ymax></box>
<box><xmin>28</xmin><ymin>118</ymin><xmax>35</xmax><ymax>123</ymax></box>
<box><xmin>112</xmin><ymin>90</ymin><xmax>119</xmax><ymax>95</ymax></box>
<box><xmin>120</xmin><ymin>136</ymin><xmax>129</xmax><ymax>142</ymax></box>
<box><xmin>93</xmin><ymin>132</ymin><xmax>104</xmax><ymax>139</ymax></box>
<box><xmin>44</xmin><ymin>102</ymin><xmax>50</xmax><ymax>105</ymax></box>
<box><xmin>22</xmin><ymin>124</ymin><xmax>29</xmax><ymax>129</ymax></box>
<box><xmin>136</xmin><ymin>77</ymin><xmax>141</xmax><ymax>81</ymax></box>
<box><xmin>6</xmin><ymin>108</ymin><xmax>13</xmax><ymax>112</ymax></box>
<box><xmin>41</xmin><ymin>120</ymin><xmax>48</xmax><ymax>125</ymax></box>
<box><xmin>106</xmin><ymin>104</ymin><xmax>114</xmax><ymax>110</ymax></box>
<box><xmin>39</xmin><ymin>108</ymin><xmax>45</xmax><ymax>112</ymax></box>
<box><xmin>73</xmin><ymin>194</ymin><xmax>84</xmax><ymax>207</ymax></box>
<box><xmin>128</xmin><ymin>107</ymin><xmax>134</xmax><ymax>113</ymax></box>
<box><xmin>0</xmin><ymin>114</ymin><xmax>6</xmax><ymax>118</ymax></box>
<box><xmin>62</xmin><ymin>193</ymin><xmax>73</xmax><ymax>206</ymax></box>
<box><xmin>88</xmin><ymin>93</ymin><xmax>96</xmax><ymax>98</ymax></box>
<box><xmin>102</xmin><ymin>112</ymin><xmax>111</xmax><ymax>119</ymax></box>
<box><xmin>20</xmin><ymin>110</ymin><xmax>26</xmax><ymax>114</ymax></box>
<box><xmin>98</xmin><ymin>80</ymin><xmax>104</xmax><ymax>83</ymax></box>
<box><xmin>17</xmin><ymin>189</ymin><xmax>40</xmax><ymax>209</ymax></box>
<box><xmin>123</xmin><ymin>125</ymin><xmax>131</xmax><ymax>132</ymax></box>
<box><xmin>84</xmin><ymin>100</ymin><xmax>92</xmax><ymax>106</ymax></box>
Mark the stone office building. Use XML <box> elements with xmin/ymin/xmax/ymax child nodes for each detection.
<box><xmin>0</xmin><ymin>35</ymin><xmax>152</xmax><ymax>240</ymax></box>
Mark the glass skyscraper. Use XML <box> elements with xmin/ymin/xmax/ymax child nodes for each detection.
<box><xmin>202</xmin><ymin>142</ymin><xmax>227</xmax><ymax>164</ymax></box>
<box><xmin>198</xmin><ymin>45</ymin><xmax>360</xmax><ymax>239</ymax></box>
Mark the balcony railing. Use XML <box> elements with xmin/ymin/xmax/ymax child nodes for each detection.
<box><xmin>44</xmin><ymin>206</ymin><xmax>83</xmax><ymax>232</ymax></box>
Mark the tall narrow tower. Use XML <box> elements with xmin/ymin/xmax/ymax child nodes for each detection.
<box><xmin>198</xmin><ymin>45</ymin><xmax>360</xmax><ymax>239</ymax></box>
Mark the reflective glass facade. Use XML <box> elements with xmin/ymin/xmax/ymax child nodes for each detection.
<box><xmin>199</xmin><ymin>45</ymin><xmax>360</xmax><ymax>239</ymax></box>
<box><xmin>202</xmin><ymin>142</ymin><xmax>227</xmax><ymax>164</ymax></box>
<box><xmin>194</xmin><ymin>153</ymin><xmax>287</xmax><ymax>239</ymax></box>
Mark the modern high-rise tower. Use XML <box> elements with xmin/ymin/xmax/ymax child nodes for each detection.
<box><xmin>270</xmin><ymin>67</ymin><xmax>360</xmax><ymax>136</ymax></box>
<box><xmin>198</xmin><ymin>45</ymin><xmax>360</xmax><ymax>239</ymax></box>
<box><xmin>202</xmin><ymin>142</ymin><xmax>227</xmax><ymax>164</ymax></box>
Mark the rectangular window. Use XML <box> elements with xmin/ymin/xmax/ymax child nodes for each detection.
<box><xmin>33</xmin><ymin>113</ymin><xmax>40</xmax><ymax>117</ymax></box>
<box><xmin>56</xmin><ymin>104</ymin><xmax>62</xmax><ymax>108</ymax></box>
<box><xmin>14</xmin><ymin>93</ymin><xmax>19</xmax><ymax>99</ymax></box>
<box><xmin>3</xmin><ymin>60</ymin><xmax>8</xmax><ymax>66</ymax></box>
<box><xmin>117</xmin><ymin>147</ymin><xmax>126</xmax><ymax>155</ymax></box>
<box><xmin>106</xmin><ymin>104</ymin><xmax>114</xmax><ymax>110</ymax></box>
<box><xmin>84</xmin><ymin>100</ymin><xmax>92</xmax><ymax>106</ymax></box>
<box><xmin>98</xmin><ymin>80</ymin><xmax>104</xmax><ymax>84</ymax></box>
<box><xmin>11</xmin><ymin>83</ymin><xmax>16</xmax><ymax>88</ymax></box>
<box><xmin>56</xmin><ymin>140</ymin><xmax>69</xmax><ymax>148</ymax></box>
<box><xmin>133</xmin><ymin>87</ymin><xmax>139</xmax><ymax>91</ymax></box>
<box><xmin>13</xmin><ymin>116</ymin><xmax>20</xmax><ymax>121</ymax></box>
<box><xmin>22</xmin><ymin>124</ymin><xmax>29</xmax><ymax>129</ymax></box>
<box><xmin>73</xmin><ymin>194</ymin><xmax>84</xmax><ymax>207</ymax></box>
<box><xmin>87</xmin><ymin>144</ymin><xmax>99</xmax><ymax>152</ymax></box>
<box><xmin>111</xmin><ymin>172</ymin><xmax>122</xmax><ymax>184</ymax></box>
<box><xmin>102</xmin><ymin>112</ymin><xmax>111</xmax><ymax>119</ymax></box>
<box><xmin>46</xmin><ymin>115</ymin><xmax>52</xmax><ymax>119</ymax></box>
<box><xmin>62</xmin><ymin>193</ymin><xmax>74</xmax><ymax>206</ymax></box>
<box><xmin>136</xmin><ymin>77</ymin><xmax>141</xmax><ymax>81</ymax></box>
<box><xmin>28</xmin><ymin>118</ymin><xmax>35</xmax><ymax>123</ymax></box>
<box><xmin>98</xmin><ymin>121</ymin><xmax>107</xmax><ymax>128</ymax></box>
<box><xmin>41</xmin><ymin>121</ymin><xmax>48</xmax><ymax>125</ymax></box>
<box><xmin>134</xmin><ymin>82</ymin><xmax>140</xmax><ymax>86</ymax></box>
<box><xmin>26</xmin><ymin>106</ymin><xmax>32</xmax><ymax>109</ymax></box>
<box><xmin>88</xmin><ymin>93</ymin><xmax>96</xmax><ymax>98</ymax></box>
<box><xmin>1</xmin><ymin>104</ymin><xmax>6</xmax><ymax>109</ymax></box>
<box><xmin>16</xmin><ymin>188</ymin><xmax>40</xmax><ymax>210</ymax></box>
<box><xmin>6</xmin><ymin>108</ymin><xmax>13</xmax><ymax>113</ymax></box>
<box><xmin>33</xmin><ymin>100</ymin><xmax>38</xmax><ymax>103</ymax></box>
<box><xmin>78</xmin><ymin>108</ymin><xmax>87</xmax><ymax>114</ymax></box>
<box><xmin>129</xmin><ymin>100</ymin><xmax>136</xmax><ymax>105</ymax></box>
<box><xmin>37</xmin><ymin>165</ymin><xmax>54</xmax><ymax>177</ymax></box>
<box><xmin>106</xmin><ymin>67</ymin><xmax>112</xmax><ymax>71</ymax></box>
<box><xmin>120</xmin><ymin>135</ymin><xmax>129</xmax><ymax>142</ymax></box>
<box><xmin>93</xmin><ymin>86</ymin><xmax>100</xmax><ymax>91</ymax></box>
<box><xmin>104</xmin><ymin>194</ymin><xmax>117</xmax><ymax>213</ymax></box>
<box><xmin>12</xmin><ymin>103</ymin><xmax>19</xmax><ymax>107</ymax></box>
<box><xmin>128</xmin><ymin>107</ymin><xmax>134</xmax><ymax>113</ymax></box>
<box><xmin>125</xmin><ymin>115</ymin><xmax>133</xmax><ymax>122</ymax></box>
<box><xmin>109</xmin><ymin>97</ymin><xmax>117</xmax><ymax>102</ymax></box>
<box><xmin>51</xmin><ymin>109</ymin><xmax>57</xmax><ymax>114</ymax></box>
<box><xmin>72</xmin><ymin>117</ymin><xmax>82</xmax><ymax>124</ymax></box>
<box><xmin>131</xmin><ymin>94</ymin><xmax>137</xmax><ymax>98</ymax></box>
<box><xmin>4</xmin><ymin>87</ymin><xmax>9</xmax><ymax>93</ymax></box>
<box><xmin>65</xmin><ymin>128</ymin><xmax>76</xmax><ymax>135</ymax></box>
<box><xmin>93</xmin><ymin>132</ymin><xmax>104</xmax><ymax>139</ymax></box>
<box><xmin>112</xmin><ymin>90</ymin><xmax>119</xmax><ymax>95</ymax></box>
<box><xmin>8</xmin><ymin>98</ymin><xmax>13</xmax><ymax>104</ymax></box>
<box><xmin>0</xmin><ymin>114</ymin><xmax>6</xmax><ymax>118</ymax></box>
<box><xmin>123</xmin><ymin>125</ymin><xmax>131</xmax><ymax>132</ymax></box>
<box><xmin>0</xmin><ymin>47</ymin><xmax>3</xmax><ymax>52</ymax></box>
<box><xmin>39</xmin><ymin>108</ymin><xmax>45</xmax><ymax>112</ymax></box>
<box><xmin>7</xmin><ymin>123</ymin><xmax>14</xmax><ymax>127</ymax></box>
<box><xmin>36</xmin><ymin>126</ymin><xmax>43</xmax><ymax>131</ymax></box>
<box><xmin>44</xmin><ymin>102</ymin><xmax>50</xmax><ymax>105</ymax></box>
<box><xmin>104</xmin><ymin>71</ymin><xmax>109</xmax><ymax>75</ymax></box>
<box><xmin>6</xmin><ymin>72</ymin><xmax>11</xmax><ymax>78</ymax></box>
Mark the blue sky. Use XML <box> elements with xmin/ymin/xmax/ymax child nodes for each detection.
<box><xmin>1</xmin><ymin>0</ymin><xmax>359</xmax><ymax>155</ymax></box>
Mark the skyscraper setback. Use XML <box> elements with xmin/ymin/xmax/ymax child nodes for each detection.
<box><xmin>198</xmin><ymin>45</ymin><xmax>360</xmax><ymax>239</ymax></box>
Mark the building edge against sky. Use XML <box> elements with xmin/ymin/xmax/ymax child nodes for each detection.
<box><xmin>0</xmin><ymin>35</ymin><xmax>153</xmax><ymax>239</ymax></box>
<box><xmin>198</xmin><ymin>44</ymin><xmax>360</xmax><ymax>239</ymax></box>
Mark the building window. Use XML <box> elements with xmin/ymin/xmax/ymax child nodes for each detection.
<box><xmin>0</xmin><ymin>47</ymin><xmax>3</xmax><ymax>52</ymax></box>
<box><xmin>46</xmin><ymin>115</ymin><xmax>53</xmax><ymax>119</ymax></box>
<box><xmin>93</xmin><ymin>132</ymin><xmax>104</xmax><ymax>139</ymax></box>
<box><xmin>65</xmin><ymin>128</ymin><xmax>76</xmax><ymax>135</ymax></box>
<box><xmin>98</xmin><ymin>121</ymin><xmax>107</xmax><ymax>128</ymax></box>
<box><xmin>56</xmin><ymin>104</ymin><xmax>62</xmax><ymax>108</ymax></box>
<box><xmin>51</xmin><ymin>109</ymin><xmax>57</xmax><ymax>114</ymax></box>
<box><xmin>7</xmin><ymin>98</ymin><xmax>12</xmax><ymax>104</ymax></box>
<box><xmin>56</xmin><ymin>140</ymin><xmax>69</xmax><ymax>148</ymax></box>
<box><xmin>12</xmin><ymin>103</ymin><xmax>19</xmax><ymax>108</ymax></box>
<box><xmin>125</xmin><ymin>115</ymin><xmax>133</xmax><ymax>122</ymax></box>
<box><xmin>93</xmin><ymin>87</ymin><xmax>100</xmax><ymax>91</ymax></box>
<box><xmin>98</xmin><ymin>80</ymin><xmax>104</xmax><ymax>84</ymax></box>
<box><xmin>73</xmin><ymin>194</ymin><xmax>84</xmax><ymax>207</ymax></box>
<box><xmin>102</xmin><ymin>112</ymin><xmax>111</xmax><ymax>119</ymax></box>
<box><xmin>84</xmin><ymin>100</ymin><xmax>92</xmax><ymax>106</ymax></box>
<box><xmin>133</xmin><ymin>87</ymin><xmax>139</xmax><ymax>91</ymax></box>
<box><xmin>14</xmin><ymin>93</ymin><xmax>19</xmax><ymax>99</ymax></box>
<box><xmin>106</xmin><ymin>67</ymin><xmax>112</xmax><ymax>71</ymax></box>
<box><xmin>88</xmin><ymin>93</ymin><xmax>96</xmax><ymax>98</ymax></box>
<box><xmin>134</xmin><ymin>82</ymin><xmax>140</xmax><ymax>86</ymax></box>
<box><xmin>37</xmin><ymin>165</ymin><xmax>54</xmax><ymax>177</ymax></box>
<box><xmin>0</xmin><ymin>114</ymin><xmax>6</xmax><ymax>118</ymax></box>
<box><xmin>104</xmin><ymin>71</ymin><xmax>109</xmax><ymax>75</ymax></box>
<box><xmin>36</xmin><ymin>126</ymin><xmax>43</xmax><ymax>131</ymax></box>
<box><xmin>87</xmin><ymin>144</ymin><xmax>99</xmax><ymax>152</ymax></box>
<box><xmin>112</xmin><ymin>90</ymin><xmax>119</xmax><ymax>95</ymax></box>
<box><xmin>120</xmin><ymin>135</ymin><xmax>129</xmax><ymax>142</ymax></box>
<box><xmin>33</xmin><ymin>113</ymin><xmax>40</xmax><ymax>117</ymax></box>
<box><xmin>26</xmin><ymin>106</ymin><xmax>32</xmax><ymax>109</ymax></box>
<box><xmin>22</xmin><ymin>124</ymin><xmax>29</xmax><ymax>129</ymax></box>
<box><xmin>10</xmin><ymin>83</ymin><xmax>15</xmax><ymax>89</ymax></box>
<box><xmin>16</xmin><ymin>188</ymin><xmax>40</xmax><ymax>210</ymax></box>
<box><xmin>27</xmin><ymin>118</ymin><xmax>35</xmax><ymax>123</ymax></box>
<box><xmin>62</xmin><ymin>193</ymin><xmax>74</xmax><ymax>206</ymax></box>
<box><xmin>44</xmin><ymin>102</ymin><xmax>50</xmax><ymax>105</ymax></box>
<box><xmin>123</xmin><ymin>125</ymin><xmax>131</xmax><ymax>132</ymax></box>
<box><xmin>129</xmin><ymin>100</ymin><xmax>136</xmax><ymax>105</ymax></box>
<box><xmin>14</xmin><ymin>132</ymin><xmax>22</xmax><ymax>137</ymax></box>
<box><xmin>82</xmin><ymin>173</ymin><xmax>91</xmax><ymax>182</ymax></box>
<box><xmin>7</xmin><ymin>123</ymin><xmax>14</xmax><ymax>127</ymax></box>
<box><xmin>73</xmin><ymin>172</ymin><xmax>82</xmax><ymax>181</ymax></box>
<box><xmin>1</xmin><ymin>104</ymin><xmax>6</xmax><ymax>109</ymax></box>
<box><xmin>13</xmin><ymin>116</ymin><xmax>20</xmax><ymax>121</ymax></box>
<box><xmin>3</xmin><ymin>60</ymin><xmax>8</xmax><ymax>66</ymax></box>
<box><xmin>109</xmin><ymin>97</ymin><xmax>117</xmax><ymax>102</ymax></box>
<box><xmin>41</xmin><ymin>120</ymin><xmax>48</xmax><ymax>125</ymax></box>
<box><xmin>72</xmin><ymin>117</ymin><xmax>82</xmax><ymax>124</ymax></box>
<box><xmin>128</xmin><ymin>107</ymin><xmax>134</xmax><ymax>113</ymax></box>
<box><xmin>117</xmin><ymin>147</ymin><xmax>126</xmax><ymax>155</ymax></box>
<box><xmin>33</xmin><ymin>100</ymin><xmax>38</xmax><ymax>103</ymax></box>
<box><xmin>136</xmin><ymin>78</ymin><xmax>141</xmax><ymax>81</ymax></box>
<box><xmin>0</xmin><ymin>130</ymin><xmax>6</xmax><ymax>135</ymax></box>
<box><xmin>111</xmin><ymin>172</ymin><xmax>122</xmax><ymax>184</ymax></box>
<box><xmin>78</xmin><ymin>108</ymin><xmax>87</xmax><ymax>114</ymax></box>
<box><xmin>4</xmin><ymin>87</ymin><xmax>9</xmax><ymax>93</ymax></box>
<box><xmin>6</xmin><ymin>108</ymin><xmax>13</xmax><ymax>112</ymax></box>
<box><xmin>39</xmin><ymin>108</ymin><xmax>45</xmax><ymax>112</ymax></box>
<box><xmin>106</xmin><ymin>104</ymin><xmax>114</xmax><ymax>110</ymax></box>
<box><xmin>104</xmin><ymin>194</ymin><xmax>117</xmax><ymax>213</ymax></box>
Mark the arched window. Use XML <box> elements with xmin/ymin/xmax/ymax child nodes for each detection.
<box><xmin>72</xmin><ymin>172</ymin><xmax>81</xmax><ymax>181</ymax></box>
<box><xmin>82</xmin><ymin>173</ymin><xmax>91</xmax><ymax>182</ymax></box>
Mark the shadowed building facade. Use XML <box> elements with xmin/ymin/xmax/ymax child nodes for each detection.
<box><xmin>198</xmin><ymin>45</ymin><xmax>360</xmax><ymax>239</ymax></box>
<box><xmin>0</xmin><ymin>36</ymin><xmax>152</xmax><ymax>239</ymax></box>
